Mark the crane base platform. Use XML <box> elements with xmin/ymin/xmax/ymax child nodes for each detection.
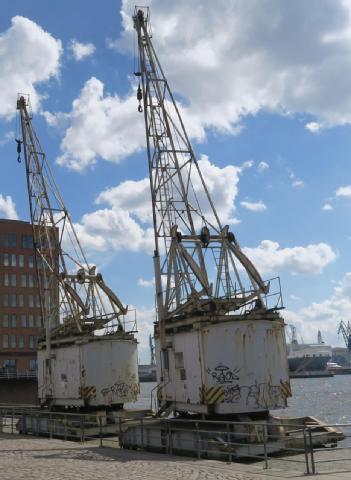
<box><xmin>15</xmin><ymin>408</ymin><xmax>152</xmax><ymax>440</ymax></box>
<box><xmin>120</xmin><ymin>414</ymin><xmax>344</xmax><ymax>459</ymax></box>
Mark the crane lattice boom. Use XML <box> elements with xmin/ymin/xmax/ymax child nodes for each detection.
<box><xmin>338</xmin><ymin>320</ymin><xmax>351</xmax><ymax>350</ymax></box>
<box><xmin>133</xmin><ymin>8</ymin><xmax>276</xmax><ymax>329</ymax></box>
<box><xmin>17</xmin><ymin>95</ymin><xmax>128</xmax><ymax>340</ymax></box>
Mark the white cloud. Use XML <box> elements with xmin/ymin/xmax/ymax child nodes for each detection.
<box><xmin>74</xmin><ymin>208</ymin><xmax>154</xmax><ymax>254</ymax></box>
<box><xmin>336</xmin><ymin>185</ymin><xmax>351</xmax><ymax>198</ymax></box>
<box><xmin>243</xmin><ymin>240</ymin><xmax>336</xmax><ymax>275</ymax></box>
<box><xmin>68</xmin><ymin>39</ymin><xmax>95</xmax><ymax>61</ymax></box>
<box><xmin>288</xmin><ymin>168</ymin><xmax>304</xmax><ymax>188</ymax></box>
<box><xmin>75</xmin><ymin>155</ymin><xmax>242</xmax><ymax>253</ymax></box>
<box><xmin>289</xmin><ymin>294</ymin><xmax>301</xmax><ymax>301</ymax></box>
<box><xmin>0</xmin><ymin>194</ymin><xmax>18</xmax><ymax>220</ymax></box>
<box><xmin>241</xmin><ymin>159</ymin><xmax>254</xmax><ymax>170</ymax></box>
<box><xmin>0</xmin><ymin>16</ymin><xmax>62</xmax><ymax>118</ymax></box>
<box><xmin>240</xmin><ymin>200</ymin><xmax>267</xmax><ymax>212</ymax></box>
<box><xmin>257</xmin><ymin>161</ymin><xmax>269</xmax><ymax>172</ymax></box>
<box><xmin>0</xmin><ymin>131</ymin><xmax>14</xmax><ymax>146</ymax></box>
<box><xmin>322</xmin><ymin>203</ymin><xmax>333</xmax><ymax>211</ymax></box>
<box><xmin>115</xmin><ymin>0</ymin><xmax>351</xmax><ymax>135</ymax></box>
<box><xmin>305</xmin><ymin>121</ymin><xmax>323</xmax><ymax>133</ymax></box>
<box><xmin>284</xmin><ymin>272</ymin><xmax>351</xmax><ymax>346</ymax></box>
<box><xmin>292</xmin><ymin>179</ymin><xmax>304</xmax><ymax>188</ymax></box>
<box><xmin>96</xmin><ymin>177</ymin><xmax>151</xmax><ymax>224</ymax></box>
<box><xmin>55</xmin><ymin>77</ymin><xmax>145</xmax><ymax>171</ymax></box>
<box><xmin>138</xmin><ymin>277</ymin><xmax>155</xmax><ymax>288</ymax></box>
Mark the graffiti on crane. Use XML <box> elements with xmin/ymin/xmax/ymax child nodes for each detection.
<box><xmin>207</xmin><ymin>363</ymin><xmax>240</xmax><ymax>384</ymax></box>
<box><xmin>222</xmin><ymin>379</ymin><xmax>291</xmax><ymax>409</ymax></box>
<box><xmin>101</xmin><ymin>381</ymin><xmax>139</xmax><ymax>399</ymax></box>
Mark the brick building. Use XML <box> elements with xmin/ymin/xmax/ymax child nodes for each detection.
<box><xmin>0</xmin><ymin>219</ymin><xmax>43</xmax><ymax>374</ymax></box>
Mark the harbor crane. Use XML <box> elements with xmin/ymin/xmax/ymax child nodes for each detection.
<box><xmin>338</xmin><ymin>321</ymin><xmax>351</xmax><ymax>365</ymax></box>
<box><xmin>133</xmin><ymin>7</ymin><xmax>290</xmax><ymax>416</ymax></box>
<box><xmin>338</xmin><ymin>321</ymin><xmax>351</xmax><ymax>350</ymax></box>
<box><xmin>16</xmin><ymin>95</ymin><xmax>139</xmax><ymax>409</ymax></box>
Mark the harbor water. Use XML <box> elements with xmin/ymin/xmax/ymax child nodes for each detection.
<box><xmin>130</xmin><ymin>376</ymin><xmax>351</xmax><ymax>424</ymax></box>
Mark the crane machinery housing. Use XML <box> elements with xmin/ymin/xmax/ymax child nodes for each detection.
<box><xmin>16</xmin><ymin>95</ymin><xmax>139</xmax><ymax>409</ymax></box>
<box><xmin>133</xmin><ymin>7</ymin><xmax>290</xmax><ymax>417</ymax></box>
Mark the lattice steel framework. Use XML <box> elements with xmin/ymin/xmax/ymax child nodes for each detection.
<box><xmin>17</xmin><ymin>95</ymin><xmax>128</xmax><ymax>343</ymax></box>
<box><xmin>134</xmin><ymin>8</ymin><xmax>270</xmax><ymax>331</ymax></box>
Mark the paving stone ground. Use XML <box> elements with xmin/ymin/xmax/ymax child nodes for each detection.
<box><xmin>0</xmin><ymin>434</ymin><xmax>350</xmax><ymax>480</ymax></box>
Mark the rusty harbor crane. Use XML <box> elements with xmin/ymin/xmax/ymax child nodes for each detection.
<box><xmin>16</xmin><ymin>95</ymin><xmax>139</xmax><ymax>409</ymax></box>
<box><xmin>134</xmin><ymin>7</ymin><xmax>290</xmax><ymax>417</ymax></box>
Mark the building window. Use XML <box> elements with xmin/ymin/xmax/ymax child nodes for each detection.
<box><xmin>3</xmin><ymin>253</ymin><xmax>9</xmax><ymax>266</ymax></box>
<box><xmin>11</xmin><ymin>234</ymin><xmax>16</xmax><ymax>247</ymax></box>
<box><xmin>4</xmin><ymin>359</ymin><xmax>16</xmax><ymax>369</ymax></box>
<box><xmin>10</xmin><ymin>294</ymin><xmax>16</xmax><ymax>307</ymax></box>
<box><xmin>28</xmin><ymin>256</ymin><xmax>34</xmax><ymax>268</ymax></box>
<box><xmin>20</xmin><ymin>314</ymin><xmax>26</xmax><ymax>328</ymax></box>
<box><xmin>22</xmin><ymin>235</ymin><xmax>34</xmax><ymax>249</ymax></box>
<box><xmin>28</xmin><ymin>274</ymin><xmax>34</xmax><ymax>288</ymax></box>
<box><xmin>35</xmin><ymin>294</ymin><xmax>40</xmax><ymax>308</ymax></box>
<box><xmin>11</xmin><ymin>254</ymin><xmax>16</xmax><ymax>267</ymax></box>
<box><xmin>11</xmin><ymin>273</ymin><xmax>16</xmax><ymax>287</ymax></box>
<box><xmin>3</xmin><ymin>294</ymin><xmax>8</xmax><ymax>307</ymax></box>
<box><xmin>36</xmin><ymin>316</ymin><xmax>42</xmax><ymax>328</ymax></box>
<box><xmin>28</xmin><ymin>315</ymin><xmax>34</xmax><ymax>328</ymax></box>
<box><xmin>3</xmin><ymin>314</ymin><xmax>9</xmax><ymax>328</ymax></box>
<box><xmin>18</xmin><ymin>294</ymin><xmax>24</xmax><ymax>308</ymax></box>
<box><xmin>2</xmin><ymin>335</ymin><xmax>8</xmax><ymax>349</ymax></box>
<box><xmin>29</xmin><ymin>359</ymin><xmax>37</xmax><ymax>371</ymax></box>
<box><xmin>3</xmin><ymin>233</ymin><xmax>9</xmax><ymax>247</ymax></box>
<box><xmin>29</xmin><ymin>335</ymin><xmax>35</xmax><ymax>349</ymax></box>
<box><xmin>21</xmin><ymin>274</ymin><xmax>27</xmax><ymax>288</ymax></box>
<box><xmin>28</xmin><ymin>294</ymin><xmax>34</xmax><ymax>308</ymax></box>
<box><xmin>3</xmin><ymin>273</ymin><xmax>9</xmax><ymax>287</ymax></box>
<box><xmin>2</xmin><ymin>234</ymin><xmax>15</xmax><ymax>247</ymax></box>
<box><xmin>11</xmin><ymin>314</ymin><xmax>16</xmax><ymax>328</ymax></box>
<box><xmin>18</xmin><ymin>335</ymin><xmax>24</xmax><ymax>349</ymax></box>
<box><xmin>19</xmin><ymin>254</ymin><xmax>24</xmax><ymax>267</ymax></box>
<box><xmin>11</xmin><ymin>335</ymin><xmax>16</xmax><ymax>348</ymax></box>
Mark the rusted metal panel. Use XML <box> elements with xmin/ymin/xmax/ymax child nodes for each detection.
<box><xmin>38</xmin><ymin>335</ymin><xmax>139</xmax><ymax>407</ymax></box>
<box><xmin>156</xmin><ymin>313</ymin><xmax>290</xmax><ymax>415</ymax></box>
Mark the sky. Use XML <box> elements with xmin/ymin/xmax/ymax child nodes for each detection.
<box><xmin>1</xmin><ymin>0</ymin><xmax>351</xmax><ymax>361</ymax></box>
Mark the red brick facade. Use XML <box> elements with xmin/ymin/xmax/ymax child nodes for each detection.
<box><xmin>0</xmin><ymin>219</ymin><xmax>43</xmax><ymax>373</ymax></box>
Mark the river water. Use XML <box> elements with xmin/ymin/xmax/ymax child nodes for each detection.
<box><xmin>131</xmin><ymin>376</ymin><xmax>351</xmax><ymax>425</ymax></box>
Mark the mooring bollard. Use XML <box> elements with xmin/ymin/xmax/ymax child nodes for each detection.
<box><xmin>263</xmin><ymin>423</ymin><xmax>268</xmax><ymax>470</ymax></box>
<box><xmin>303</xmin><ymin>428</ymin><xmax>310</xmax><ymax>475</ymax></box>
<box><xmin>196</xmin><ymin>422</ymin><xmax>200</xmax><ymax>459</ymax></box>
<box><xmin>99</xmin><ymin>416</ymin><xmax>103</xmax><ymax>447</ymax></box>
<box><xmin>308</xmin><ymin>428</ymin><xmax>316</xmax><ymax>475</ymax></box>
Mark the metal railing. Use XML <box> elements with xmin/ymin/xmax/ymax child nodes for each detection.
<box><xmin>0</xmin><ymin>370</ymin><xmax>37</xmax><ymax>379</ymax></box>
<box><xmin>0</xmin><ymin>405</ymin><xmax>350</xmax><ymax>475</ymax></box>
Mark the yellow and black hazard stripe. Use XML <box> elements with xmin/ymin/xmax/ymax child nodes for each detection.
<box><xmin>199</xmin><ymin>385</ymin><xmax>225</xmax><ymax>404</ymax></box>
<box><xmin>280</xmin><ymin>380</ymin><xmax>291</xmax><ymax>398</ymax></box>
<box><xmin>79</xmin><ymin>385</ymin><xmax>97</xmax><ymax>399</ymax></box>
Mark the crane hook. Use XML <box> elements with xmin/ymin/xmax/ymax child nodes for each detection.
<box><xmin>137</xmin><ymin>84</ymin><xmax>143</xmax><ymax>113</ymax></box>
<box><xmin>15</xmin><ymin>139</ymin><xmax>22</xmax><ymax>163</ymax></box>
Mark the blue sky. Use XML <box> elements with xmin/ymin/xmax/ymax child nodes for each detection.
<box><xmin>1</xmin><ymin>0</ymin><xmax>351</xmax><ymax>360</ymax></box>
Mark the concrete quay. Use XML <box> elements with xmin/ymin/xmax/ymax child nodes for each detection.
<box><xmin>0</xmin><ymin>433</ymin><xmax>350</xmax><ymax>480</ymax></box>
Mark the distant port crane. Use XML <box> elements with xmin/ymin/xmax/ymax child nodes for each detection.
<box><xmin>338</xmin><ymin>320</ymin><xmax>351</xmax><ymax>351</ymax></box>
<box><xmin>133</xmin><ymin>7</ymin><xmax>290</xmax><ymax>416</ymax></box>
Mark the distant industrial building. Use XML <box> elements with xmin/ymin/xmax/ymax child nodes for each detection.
<box><xmin>0</xmin><ymin>219</ymin><xmax>43</xmax><ymax>375</ymax></box>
